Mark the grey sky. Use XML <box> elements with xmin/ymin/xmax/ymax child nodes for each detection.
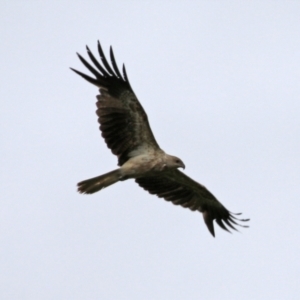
<box><xmin>1</xmin><ymin>1</ymin><xmax>300</xmax><ymax>299</ymax></box>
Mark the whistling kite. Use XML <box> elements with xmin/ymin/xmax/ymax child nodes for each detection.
<box><xmin>71</xmin><ymin>41</ymin><xmax>249</xmax><ymax>237</ymax></box>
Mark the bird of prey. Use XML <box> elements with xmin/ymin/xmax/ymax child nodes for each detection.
<box><xmin>71</xmin><ymin>41</ymin><xmax>249</xmax><ymax>237</ymax></box>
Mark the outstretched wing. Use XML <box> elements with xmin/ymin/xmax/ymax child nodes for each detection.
<box><xmin>71</xmin><ymin>41</ymin><xmax>160</xmax><ymax>166</ymax></box>
<box><xmin>136</xmin><ymin>169</ymin><xmax>249</xmax><ymax>237</ymax></box>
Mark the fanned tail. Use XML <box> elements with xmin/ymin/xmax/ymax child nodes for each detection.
<box><xmin>77</xmin><ymin>169</ymin><xmax>121</xmax><ymax>194</ymax></box>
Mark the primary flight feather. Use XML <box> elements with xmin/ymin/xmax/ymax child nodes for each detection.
<box><xmin>71</xmin><ymin>41</ymin><xmax>249</xmax><ymax>237</ymax></box>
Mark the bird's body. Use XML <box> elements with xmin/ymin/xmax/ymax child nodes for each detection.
<box><xmin>71</xmin><ymin>41</ymin><xmax>249</xmax><ymax>237</ymax></box>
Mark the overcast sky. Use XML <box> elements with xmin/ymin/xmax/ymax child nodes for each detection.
<box><xmin>1</xmin><ymin>1</ymin><xmax>300</xmax><ymax>299</ymax></box>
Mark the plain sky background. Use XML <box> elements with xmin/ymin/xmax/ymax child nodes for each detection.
<box><xmin>1</xmin><ymin>1</ymin><xmax>300</xmax><ymax>299</ymax></box>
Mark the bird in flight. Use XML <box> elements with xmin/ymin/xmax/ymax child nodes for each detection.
<box><xmin>71</xmin><ymin>41</ymin><xmax>249</xmax><ymax>237</ymax></box>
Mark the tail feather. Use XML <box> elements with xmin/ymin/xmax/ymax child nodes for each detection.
<box><xmin>77</xmin><ymin>169</ymin><xmax>121</xmax><ymax>194</ymax></box>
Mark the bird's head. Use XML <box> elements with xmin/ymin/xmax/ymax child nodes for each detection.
<box><xmin>166</xmin><ymin>155</ymin><xmax>185</xmax><ymax>170</ymax></box>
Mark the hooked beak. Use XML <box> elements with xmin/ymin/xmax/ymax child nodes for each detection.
<box><xmin>180</xmin><ymin>162</ymin><xmax>185</xmax><ymax>170</ymax></box>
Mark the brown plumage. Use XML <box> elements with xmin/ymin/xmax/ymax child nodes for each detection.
<box><xmin>71</xmin><ymin>41</ymin><xmax>249</xmax><ymax>237</ymax></box>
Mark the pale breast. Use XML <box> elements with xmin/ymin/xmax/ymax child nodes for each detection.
<box><xmin>120</xmin><ymin>150</ymin><xmax>166</xmax><ymax>178</ymax></box>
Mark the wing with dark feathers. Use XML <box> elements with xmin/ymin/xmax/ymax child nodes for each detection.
<box><xmin>71</xmin><ymin>41</ymin><xmax>160</xmax><ymax>166</ymax></box>
<box><xmin>135</xmin><ymin>169</ymin><xmax>249</xmax><ymax>237</ymax></box>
